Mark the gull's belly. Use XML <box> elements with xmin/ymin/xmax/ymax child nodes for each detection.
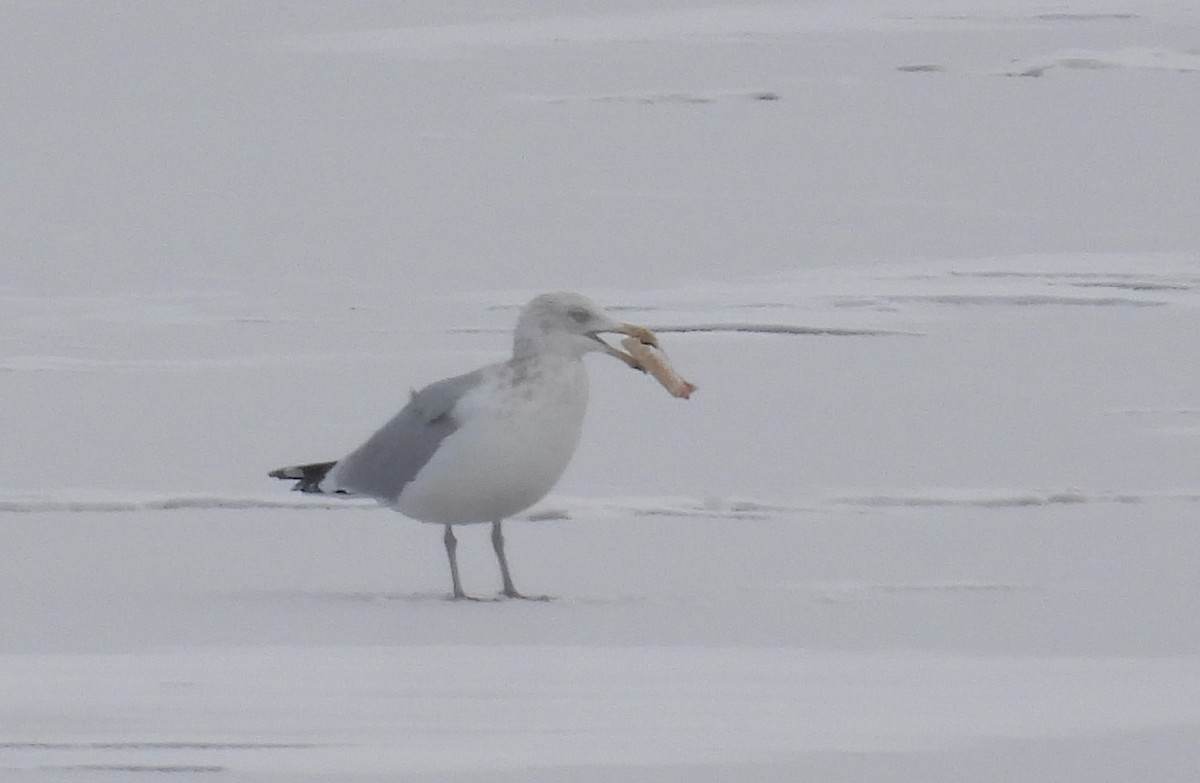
<box><xmin>395</xmin><ymin>380</ymin><xmax>587</xmax><ymax>524</ymax></box>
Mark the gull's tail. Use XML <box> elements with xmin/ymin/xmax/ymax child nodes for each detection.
<box><xmin>269</xmin><ymin>460</ymin><xmax>339</xmax><ymax>494</ymax></box>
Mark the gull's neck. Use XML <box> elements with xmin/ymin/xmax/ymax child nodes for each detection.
<box><xmin>511</xmin><ymin>332</ymin><xmax>585</xmax><ymax>364</ymax></box>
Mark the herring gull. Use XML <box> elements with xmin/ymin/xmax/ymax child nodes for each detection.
<box><xmin>270</xmin><ymin>292</ymin><xmax>658</xmax><ymax>600</ymax></box>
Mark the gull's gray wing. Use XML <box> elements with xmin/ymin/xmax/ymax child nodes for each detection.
<box><xmin>328</xmin><ymin>368</ymin><xmax>486</xmax><ymax>503</ymax></box>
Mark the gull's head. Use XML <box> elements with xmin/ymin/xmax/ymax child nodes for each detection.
<box><xmin>513</xmin><ymin>292</ymin><xmax>657</xmax><ymax>364</ymax></box>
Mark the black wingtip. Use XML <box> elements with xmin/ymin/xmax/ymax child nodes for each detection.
<box><xmin>269</xmin><ymin>460</ymin><xmax>337</xmax><ymax>493</ymax></box>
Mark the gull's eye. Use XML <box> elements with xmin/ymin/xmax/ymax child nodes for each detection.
<box><xmin>567</xmin><ymin>306</ymin><xmax>591</xmax><ymax>325</ymax></box>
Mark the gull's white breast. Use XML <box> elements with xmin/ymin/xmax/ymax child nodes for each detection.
<box><xmin>395</xmin><ymin>358</ymin><xmax>589</xmax><ymax>524</ymax></box>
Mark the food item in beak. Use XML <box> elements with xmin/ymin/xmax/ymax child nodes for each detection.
<box><xmin>620</xmin><ymin>337</ymin><xmax>697</xmax><ymax>399</ymax></box>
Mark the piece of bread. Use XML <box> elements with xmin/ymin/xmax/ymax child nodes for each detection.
<box><xmin>621</xmin><ymin>337</ymin><xmax>697</xmax><ymax>399</ymax></box>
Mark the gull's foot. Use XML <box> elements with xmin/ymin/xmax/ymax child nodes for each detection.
<box><xmin>499</xmin><ymin>590</ymin><xmax>553</xmax><ymax>602</ymax></box>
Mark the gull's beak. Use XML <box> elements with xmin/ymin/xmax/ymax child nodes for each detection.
<box><xmin>588</xmin><ymin>322</ymin><xmax>659</xmax><ymax>369</ymax></box>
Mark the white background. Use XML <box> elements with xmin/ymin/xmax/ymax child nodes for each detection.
<box><xmin>3</xmin><ymin>1</ymin><xmax>1199</xmax><ymax>780</ymax></box>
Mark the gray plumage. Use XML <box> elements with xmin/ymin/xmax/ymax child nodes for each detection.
<box><xmin>327</xmin><ymin>368</ymin><xmax>484</xmax><ymax>503</ymax></box>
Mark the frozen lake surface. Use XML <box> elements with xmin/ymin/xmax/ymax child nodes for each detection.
<box><xmin>3</xmin><ymin>1</ymin><xmax>1199</xmax><ymax>780</ymax></box>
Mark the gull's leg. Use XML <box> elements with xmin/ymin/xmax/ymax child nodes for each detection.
<box><xmin>491</xmin><ymin>521</ymin><xmax>549</xmax><ymax>600</ymax></box>
<box><xmin>444</xmin><ymin>524</ymin><xmax>469</xmax><ymax>600</ymax></box>
<box><xmin>491</xmin><ymin>520</ymin><xmax>520</xmax><ymax>598</ymax></box>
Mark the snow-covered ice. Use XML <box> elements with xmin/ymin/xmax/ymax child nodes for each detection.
<box><xmin>3</xmin><ymin>1</ymin><xmax>1199</xmax><ymax>780</ymax></box>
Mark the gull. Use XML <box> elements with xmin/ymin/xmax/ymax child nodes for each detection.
<box><xmin>270</xmin><ymin>292</ymin><xmax>657</xmax><ymax>600</ymax></box>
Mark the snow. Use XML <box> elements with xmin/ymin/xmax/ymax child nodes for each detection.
<box><xmin>1000</xmin><ymin>47</ymin><xmax>1200</xmax><ymax>76</ymax></box>
<box><xmin>5</xmin><ymin>648</ymin><xmax>1199</xmax><ymax>780</ymax></box>
<box><xmin>3</xmin><ymin>1</ymin><xmax>1200</xmax><ymax>780</ymax></box>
